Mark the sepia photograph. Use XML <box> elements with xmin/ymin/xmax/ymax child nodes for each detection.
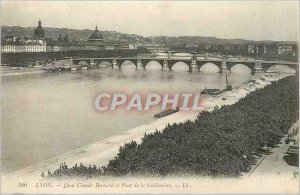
<box><xmin>1</xmin><ymin>0</ymin><xmax>299</xmax><ymax>194</ymax></box>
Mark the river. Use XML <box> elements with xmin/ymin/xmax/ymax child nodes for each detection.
<box><xmin>1</xmin><ymin>61</ymin><xmax>252</xmax><ymax>174</ymax></box>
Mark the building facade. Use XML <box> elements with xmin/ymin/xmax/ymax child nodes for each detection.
<box><xmin>1</xmin><ymin>38</ymin><xmax>47</xmax><ymax>53</ymax></box>
<box><xmin>1</xmin><ymin>20</ymin><xmax>47</xmax><ymax>53</ymax></box>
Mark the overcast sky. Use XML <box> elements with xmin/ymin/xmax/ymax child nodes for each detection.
<box><xmin>1</xmin><ymin>1</ymin><xmax>299</xmax><ymax>41</ymax></box>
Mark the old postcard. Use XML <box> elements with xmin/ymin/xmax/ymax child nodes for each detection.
<box><xmin>1</xmin><ymin>0</ymin><xmax>299</xmax><ymax>194</ymax></box>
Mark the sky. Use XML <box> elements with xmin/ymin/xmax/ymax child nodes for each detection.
<box><xmin>1</xmin><ymin>1</ymin><xmax>299</xmax><ymax>41</ymax></box>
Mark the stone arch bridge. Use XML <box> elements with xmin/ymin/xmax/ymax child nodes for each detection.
<box><xmin>44</xmin><ymin>57</ymin><xmax>299</xmax><ymax>74</ymax></box>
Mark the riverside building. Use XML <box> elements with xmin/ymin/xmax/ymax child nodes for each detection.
<box><xmin>1</xmin><ymin>20</ymin><xmax>47</xmax><ymax>53</ymax></box>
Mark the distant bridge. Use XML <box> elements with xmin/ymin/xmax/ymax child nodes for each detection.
<box><xmin>43</xmin><ymin>57</ymin><xmax>299</xmax><ymax>74</ymax></box>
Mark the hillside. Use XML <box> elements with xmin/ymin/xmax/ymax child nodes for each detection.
<box><xmin>1</xmin><ymin>26</ymin><xmax>151</xmax><ymax>44</ymax></box>
<box><xmin>1</xmin><ymin>26</ymin><xmax>297</xmax><ymax>46</ymax></box>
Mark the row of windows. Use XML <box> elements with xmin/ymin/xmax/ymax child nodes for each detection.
<box><xmin>1</xmin><ymin>46</ymin><xmax>46</xmax><ymax>53</ymax></box>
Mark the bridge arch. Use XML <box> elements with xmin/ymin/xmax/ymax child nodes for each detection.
<box><xmin>261</xmin><ymin>62</ymin><xmax>298</xmax><ymax>71</ymax></box>
<box><xmin>230</xmin><ymin>63</ymin><xmax>252</xmax><ymax>74</ymax></box>
<box><xmin>265</xmin><ymin>65</ymin><xmax>296</xmax><ymax>73</ymax></box>
<box><xmin>97</xmin><ymin>61</ymin><xmax>113</xmax><ymax>68</ymax></box>
<box><xmin>118</xmin><ymin>60</ymin><xmax>137</xmax><ymax>70</ymax></box>
<box><xmin>196</xmin><ymin>61</ymin><xmax>222</xmax><ymax>72</ymax></box>
<box><xmin>199</xmin><ymin>62</ymin><xmax>220</xmax><ymax>73</ymax></box>
<box><xmin>143</xmin><ymin>60</ymin><xmax>164</xmax><ymax>70</ymax></box>
<box><xmin>227</xmin><ymin>62</ymin><xmax>255</xmax><ymax>72</ymax></box>
<box><xmin>169</xmin><ymin>61</ymin><xmax>190</xmax><ymax>72</ymax></box>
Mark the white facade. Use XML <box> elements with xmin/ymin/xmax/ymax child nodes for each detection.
<box><xmin>1</xmin><ymin>44</ymin><xmax>46</xmax><ymax>53</ymax></box>
<box><xmin>1</xmin><ymin>45</ymin><xmax>16</xmax><ymax>53</ymax></box>
<box><xmin>1</xmin><ymin>37</ymin><xmax>47</xmax><ymax>53</ymax></box>
<box><xmin>25</xmin><ymin>45</ymin><xmax>47</xmax><ymax>53</ymax></box>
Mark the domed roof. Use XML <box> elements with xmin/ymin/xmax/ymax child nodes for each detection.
<box><xmin>88</xmin><ymin>25</ymin><xmax>103</xmax><ymax>42</ymax></box>
<box><xmin>34</xmin><ymin>20</ymin><xmax>45</xmax><ymax>38</ymax></box>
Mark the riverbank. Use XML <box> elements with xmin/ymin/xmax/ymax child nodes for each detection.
<box><xmin>2</xmin><ymin>73</ymin><xmax>291</xmax><ymax>183</ymax></box>
<box><xmin>1</xmin><ymin>67</ymin><xmax>45</xmax><ymax>76</ymax></box>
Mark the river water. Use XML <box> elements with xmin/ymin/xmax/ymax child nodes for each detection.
<box><xmin>1</xmin><ymin>62</ymin><xmax>252</xmax><ymax>174</ymax></box>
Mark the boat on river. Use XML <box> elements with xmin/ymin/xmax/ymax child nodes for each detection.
<box><xmin>201</xmin><ymin>75</ymin><xmax>232</xmax><ymax>95</ymax></box>
<box><xmin>154</xmin><ymin>107</ymin><xmax>179</xmax><ymax>118</ymax></box>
